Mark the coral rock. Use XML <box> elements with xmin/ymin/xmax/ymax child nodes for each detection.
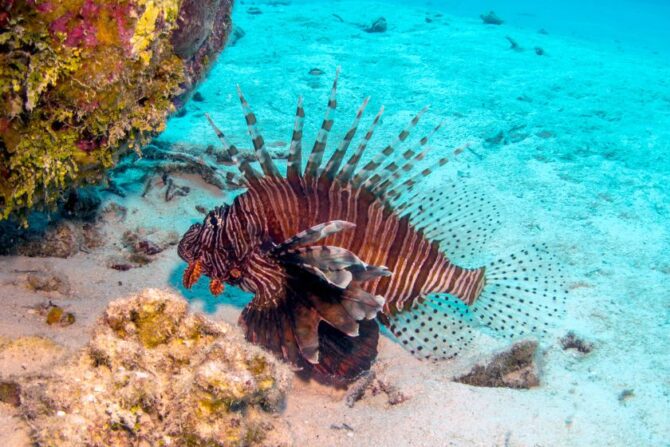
<box><xmin>0</xmin><ymin>219</ymin><xmax>102</xmax><ymax>257</ymax></box>
<box><xmin>18</xmin><ymin>289</ymin><xmax>292</xmax><ymax>447</ymax></box>
<box><xmin>0</xmin><ymin>0</ymin><xmax>234</xmax><ymax>221</ymax></box>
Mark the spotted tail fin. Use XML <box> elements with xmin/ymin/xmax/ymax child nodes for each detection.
<box><xmin>471</xmin><ymin>243</ymin><xmax>568</xmax><ymax>339</ymax></box>
<box><xmin>386</xmin><ymin>244</ymin><xmax>568</xmax><ymax>359</ymax></box>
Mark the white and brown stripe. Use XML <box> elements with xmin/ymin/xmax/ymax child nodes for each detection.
<box><xmin>225</xmin><ymin>175</ymin><xmax>486</xmax><ymax>312</ymax></box>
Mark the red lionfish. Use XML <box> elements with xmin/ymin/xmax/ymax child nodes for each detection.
<box><xmin>178</xmin><ymin>70</ymin><xmax>566</xmax><ymax>382</ymax></box>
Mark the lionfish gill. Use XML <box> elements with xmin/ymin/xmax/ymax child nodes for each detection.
<box><xmin>178</xmin><ymin>70</ymin><xmax>566</xmax><ymax>382</ymax></box>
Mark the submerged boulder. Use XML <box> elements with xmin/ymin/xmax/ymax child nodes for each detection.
<box><xmin>0</xmin><ymin>0</ymin><xmax>234</xmax><ymax>222</ymax></box>
<box><xmin>16</xmin><ymin>289</ymin><xmax>292</xmax><ymax>447</ymax></box>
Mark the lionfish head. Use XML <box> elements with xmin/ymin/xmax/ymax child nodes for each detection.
<box><xmin>177</xmin><ymin>206</ymin><xmax>236</xmax><ymax>296</ymax></box>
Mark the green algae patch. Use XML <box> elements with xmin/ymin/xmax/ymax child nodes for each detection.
<box><xmin>0</xmin><ymin>0</ymin><xmax>233</xmax><ymax>222</ymax></box>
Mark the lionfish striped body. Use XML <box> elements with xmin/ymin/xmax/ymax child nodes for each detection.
<box><xmin>178</xmin><ymin>71</ymin><xmax>566</xmax><ymax>382</ymax></box>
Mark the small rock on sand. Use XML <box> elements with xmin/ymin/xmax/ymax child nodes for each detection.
<box><xmin>365</xmin><ymin>17</ymin><xmax>387</xmax><ymax>33</ymax></box>
<box><xmin>480</xmin><ymin>11</ymin><xmax>504</xmax><ymax>25</ymax></box>
<box><xmin>454</xmin><ymin>340</ymin><xmax>540</xmax><ymax>389</ymax></box>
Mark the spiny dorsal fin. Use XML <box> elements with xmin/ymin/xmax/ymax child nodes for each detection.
<box><xmin>369</xmin><ymin>120</ymin><xmax>444</xmax><ymax>195</ymax></box>
<box><xmin>352</xmin><ymin>105</ymin><xmax>429</xmax><ymax>187</ymax></box>
<box><xmin>385</xmin><ymin>156</ymin><xmax>450</xmax><ymax>202</ymax></box>
<box><xmin>391</xmin><ymin>185</ymin><xmax>500</xmax><ymax>265</ymax></box>
<box><xmin>305</xmin><ymin>67</ymin><xmax>340</xmax><ymax>177</ymax></box>
<box><xmin>287</xmin><ymin>96</ymin><xmax>305</xmax><ymax>182</ymax></box>
<box><xmin>337</xmin><ymin>105</ymin><xmax>385</xmax><ymax>183</ymax></box>
<box><xmin>280</xmin><ymin>245</ymin><xmax>391</xmax><ymax>283</ymax></box>
<box><xmin>387</xmin><ymin>144</ymin><xmax>468</xmax><ymax>204</ymax></box>
<box><xmin>236</xmin><ymin>85</ymin><xmax>282</xmax><ymax>178</ymax></box>
<box><xmin>205</xmin><ymin>113</ymin><xmax>261</xmax><ymax>181</ymax></box>
<box><xmin>321</xmin><ymin>96</ymin><xmax>370</xmax><ymax>181</ymax></box>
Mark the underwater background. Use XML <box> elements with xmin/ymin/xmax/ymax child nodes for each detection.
<box><xmin>156</xmin><ymin>0</ymin><xmax>670</xmax><ymax>444</ymax></box>
<box><xmin>1</xmin><ymin>0</ymin><xmax>669</xmax><ymax>445</ymax></box>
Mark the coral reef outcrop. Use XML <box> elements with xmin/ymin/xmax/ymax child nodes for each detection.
<box><xmin>0</xmin><ymin>0</ymin><xmax>234</xmax><ymax>221</ymax></box>
<box><xmin>16</xmin><ymin>289</ymin><xmax>292</xmax><ymax>447</ymax></box>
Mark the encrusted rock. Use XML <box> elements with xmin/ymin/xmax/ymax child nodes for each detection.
<box><xmin>109</xmin><ymin>227</ymin><xmax>180</xmax><ymax>269</ymax></box>
<box><xmin>1</xmin><ymin>0</ymin><xmax>234</xmax><ymax>221</ymax></box>
<box><xmin>455</xmin><ymin>340</ymin><xmax>540</xmax><ymax>389</ymax></box>
<box><xmin>18</xmin><ymin>289</ymin><xmax>292</xmax><ymax>447</ymax></box>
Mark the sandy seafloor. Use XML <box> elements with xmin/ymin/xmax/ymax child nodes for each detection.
<box><xmin>1</xmin><ymin>0</ymin><xmax>669</xmax><ymax>445</ymax></box>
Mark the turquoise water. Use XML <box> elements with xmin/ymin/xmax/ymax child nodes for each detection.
<box><xmin>153</xmin><ymin>1</ymin><xmax>669</xmax><ymax>445</ymax></box>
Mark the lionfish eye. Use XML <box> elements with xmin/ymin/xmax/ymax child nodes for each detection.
<box><xmin>208</xmin><ymin>214</ymin><xmax>217</xmax><ymax>226</ymax></box>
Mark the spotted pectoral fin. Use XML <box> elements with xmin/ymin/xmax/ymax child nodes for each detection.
<box><xmin>240</xmin><ymin>261</ymin><xmax>386</xmax><ymax>382</ymax></box>
<box><xmin>293</xmin><ymin>303</ymin><xmax>322</xmax><ymax>363</ymax></box>
<box><xmin>385</xmin><ymin>293</ymin><xmax>478</xmax><ymax>360</ymax></box>
<box><xmin>299</xmin><ymin>263</ymin><xmax>354</xmax><ymax>289</ymax></box>
<box><xmin>278</xmin><ymin>245</ymin><xmax>391</xmax><ymax>290</ymax></box>
<box><xmin>240</xmin><ymin>299</ymin><xmax>320</xmax><ymax>365</ymax></box>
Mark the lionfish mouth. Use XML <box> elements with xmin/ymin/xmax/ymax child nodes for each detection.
<box><xmin>182</xmin><ymin>259</ymin><xmax>203</xmax><ymax>289</ymax></box>
<box><xmin>182</xmin><ymin>260</ymin><xmax>227</xmax><ymax>296</ymax></box>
